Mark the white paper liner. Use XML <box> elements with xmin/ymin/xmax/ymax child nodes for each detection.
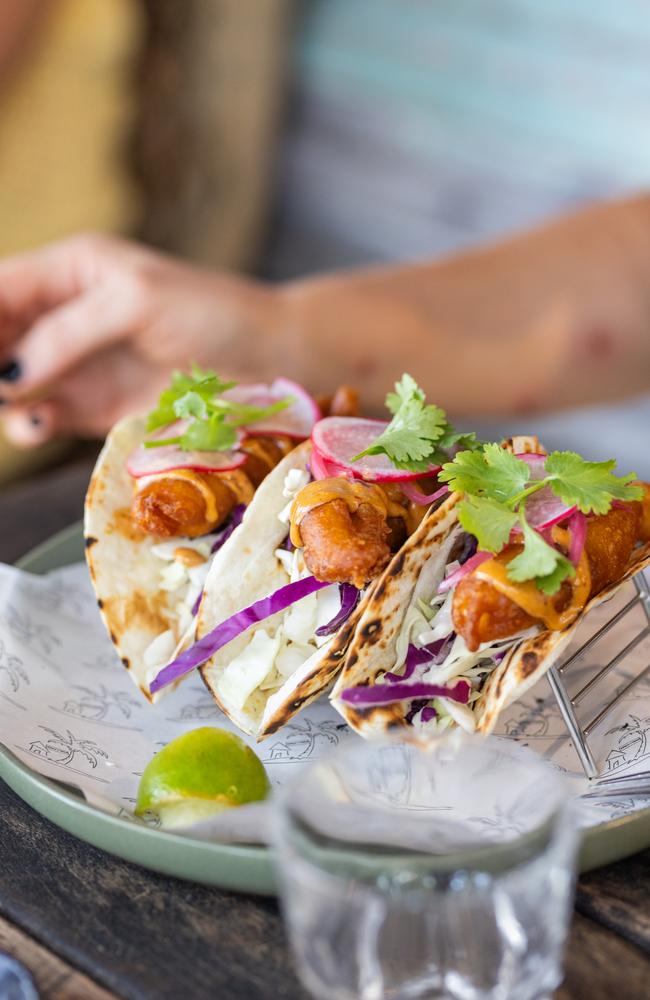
<box><xmin>0</xmin><ymin>562</ymin><xmax>649</xmax><ymax>844</ymax></box>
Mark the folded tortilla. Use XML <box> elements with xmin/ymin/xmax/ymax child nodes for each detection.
<box><xmin>197</xmin><ymin>441</ymin><xmax>373</xmax><ymax>739</ymax></box>
<box><xmin>85</xmin><ymin>415</ymin><xmax>212</xmax><ymax>701</ymax></box>
<box><xmin>331</xmin><ymin>450</ymin><xmax>650</xmax><ymax>739</ymax></box>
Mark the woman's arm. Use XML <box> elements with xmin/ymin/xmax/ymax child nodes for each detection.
<box><xmin>279</xmin><ymin>193</ymin><xmax>650</xmax><ymax>416</ymax></box>
<box><xmin>1</xmin><ymin>193</ymin><xmax>650</xmax><ymax>445</ymax></box>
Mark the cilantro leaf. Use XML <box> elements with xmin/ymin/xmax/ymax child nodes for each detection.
<box><xmin>506</xmin><ymin>513</ymin><xmax>575</xmax><ymax>594</ymax></box>
<box><xmin>544</xmin><ymin>451</ymin><xmax>644</xmax><ymax>514</ymax></box>
<box><xmin>173</xmin><ymin>391</ymin><xmax>208</xmax><ymax>421</ymax></box>
<box><xmin>534</xmin><ymin>561</ymin><xmax>577</xmax><ymax>596</ymax></box>
<box><xmin>426</xmin><ymin>427</ymin><xmax>482</xmax><ymax>465</ymax></box>
<box><xmin>179</xmin><ymin>414</ymin><xmax>238</xmax><ymax>452</ymax></box>
<box><xmin>440</xmin><ymin>444</ymin><xmax>530</xmax><ymax>503</ymax></box>
<box><xmin>353</xmin><ymin>374</ymin><xmax>482</xmax><ymax>471</ymax></box>
<box><xmin>146</xmin><ymin>367</ymin><xmax>236</xmax><ymax>433</ymax></box>
<box><xmin>143</xmin><ymin>365</ymin><xmax>292</xmax><ymax>453</ymax></box>
<box><xmin>386</xmin><ymin>373</ymin><xmax>425</xmax><ymax>415</ymax></box>
<box><xmin>457</xmin><ymin>496</ymin><xmax>518</xmax><ymax>553</ymax></box>
<box><xmin>212</xmin><ymin>397</ymin><xmax>292</xmax><ymax>427</ymax></box>
<box><xmin>353</xmin><ymin>375</ymin><xmax>447</xmax><ymax>469</ymax></box>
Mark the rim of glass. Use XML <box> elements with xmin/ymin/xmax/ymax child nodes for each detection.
<box><xmin>273</xmin><ymin>734</ymin><xmax>576</xmax><ymax>879</ymax></box>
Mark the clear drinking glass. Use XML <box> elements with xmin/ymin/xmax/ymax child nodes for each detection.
<box><xmin>272</xmin><ymin>733</ymin><xmax>578</xmax><ymax>1000</ymax></box>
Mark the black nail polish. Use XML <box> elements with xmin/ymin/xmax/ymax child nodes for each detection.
<box><xmin>30</xmin><ymin>413</ymin><xmax>42</xmax><ymax>427</ymax></box>
<box><xmin>0</xmin><ymin>359</ymin><xmax>22</xmax><ymax>382</ymax></box>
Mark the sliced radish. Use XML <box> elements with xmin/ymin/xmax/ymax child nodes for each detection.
<box><xmin>127</xmin><ymin>421</ymin><xmax>247</xmax><ymax>478</ymax></box>
<box><xmin>312</xmin><ymin>417</ymin><xmax>441</xmax><ymax>483</ymax></box>
<box><xmin>223</xmin><ymin>378</ymin><xmax>320</xmax><ymax>439</ymax></box>
<box><xmin>309</xmin><ymin>447</ymin><xmax>345</xmax><ymax>480</ymax></box>
<box><xmin>514</xmin><ymin>452</ymin><xmax>576</xmax><ymax>532</ymax></box>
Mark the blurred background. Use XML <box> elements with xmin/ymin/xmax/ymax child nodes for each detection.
<box><xmin>1</xmin><ymin>0</ymin><xmax>649</xmax><ymax>484</ymax></box>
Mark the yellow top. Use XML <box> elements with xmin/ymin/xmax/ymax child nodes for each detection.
<box><xmin>0</xmin><ymin>0</ymin><xmax>142</xmax><ymax>255</ymax></box>
<box><xmin>0</xmin><ymin>0</ymin><xmax>142</xmax><ymax>481</ymax></box>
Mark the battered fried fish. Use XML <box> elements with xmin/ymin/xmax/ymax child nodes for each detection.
<box><xmin>292</xmin><ymin>477</ymin><xmax>426</xmax><ymax>588</ymax></box>
<box><xmin>453</xmin><ymin>500</ymin><xmax>649</xmax><ymax>651</ymax></box>
<box><xmin>131</xmin><ymin>437</ymin><xmax>292</xmax><ymax>538</ymax></box>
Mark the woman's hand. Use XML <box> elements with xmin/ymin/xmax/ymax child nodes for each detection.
<box><xmin>0</xmin><ymin>234</ymin><xmax>282</xmax><ymax>445</ymax></box>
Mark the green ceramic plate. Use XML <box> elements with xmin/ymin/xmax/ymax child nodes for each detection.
<box><xmin>1</xmin><ymin>522</ymin><xmax>650</xmax><ymax>891</ymax></box>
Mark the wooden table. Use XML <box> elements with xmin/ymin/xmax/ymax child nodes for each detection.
<box><xmin>1</xmin><ymin>457</ymin><xmax>650</xmax><ymax>1000</ymax></box>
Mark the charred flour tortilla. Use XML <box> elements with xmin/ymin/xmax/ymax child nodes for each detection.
<box><xmin>330</xmin><ymin>493</ymin><xmax>462</xmax><ymax>737</ymax></box>
<box><xmin>197</xmin><ymin>441</ymin><xmax>373</xmax><ymax>739</ymax></box>
<box><xmin>473</xmin><ymin>539</ymin><xmax>650</xmax><ymax>733</ymax></box>
<box><xmin>85</xmin><ymin>416</ymin><xmax>219</xmax><ymax>701</ymax></box>
<box><xmin>331</xmin><ymin>497</ymin><xmax>650</xmax><ymax>739</ymax></box>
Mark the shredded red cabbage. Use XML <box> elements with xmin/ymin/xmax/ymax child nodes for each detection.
<box><xmin>385</xmin><ymin>639</ymin><xmax>450</xmax><ymax>682</ymax></box>
<box><xmin>315</xmin><ymin>583</ymin><xmax>360</xmax><ymax>637</ymax></box>
<box><xmin>420</xmin><ymin>706</ymin><xmax>438</xmax><ymax>723</ymax></box>
<box><xmin>150</xmin><ymin>575</ymin><xmax>330</xmax><ymax>694</ymax></box>
<box><xmin>191</xmin><ymin>590</ymin><xmax>203</xmax><ymax>617</ymax></box>
<box><xmin>457</xmin><ymin>533</ymin><xmax>478</xmax><ymax>565</ymax></box>
<box><xmin>340</xmin><ymin>679</ymin><xmax>470</xmax><ymax>707</ymax></box>
<box><xmin>210</xmin><ymin>504</ymin><xmax>246</xmax><ymax>553</ymax></box>
<box><xmin>405</xmin><ymin>698</ymin><xmax>428</xmax><ymax>724</ymax></box>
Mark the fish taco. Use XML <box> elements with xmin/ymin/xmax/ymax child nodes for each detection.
<box><xmin>84</xmin><ymin>366</ymin><xmax>329</xmax><ymax>699</ymax></box>
<box><xmin>332</xmin><ymin>436</ymin><xmax>650</xmax><ymax>737</ymax></box>
<box><xmin>149</xmin><ymin>375</ymin><xmax>476</xmax><ymax>735</ymax></box>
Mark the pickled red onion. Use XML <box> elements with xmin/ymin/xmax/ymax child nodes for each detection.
<box><xmin>568</xmin><ymin>510</ymin><xmax>587</xmax><ymax>566</ymax></box>
<box><xmin>401</xmin><ymin>482</ymin><xmax>449</xmax><ymax>505</ymax></box>
<box><xmin>437</xmin><ymin>551</ymin><xmax>492</xmax><ymax>593</ymax></box>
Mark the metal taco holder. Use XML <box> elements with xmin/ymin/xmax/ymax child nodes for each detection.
<box><xmin>547</xmin><ymin>571</ymin><xmax>650</xmax><ymax>793</ymax></box>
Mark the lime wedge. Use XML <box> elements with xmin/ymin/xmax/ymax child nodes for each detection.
<box><xmin>135</xmin><ymin>727</ymin><xmax>270</xmax><ymax>829</ymax></box>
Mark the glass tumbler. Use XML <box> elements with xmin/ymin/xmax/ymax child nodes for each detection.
<box><xmin>272</xmin><ymin>733</ymin><xmax>579</xmax><ymax>1000</ymax></box>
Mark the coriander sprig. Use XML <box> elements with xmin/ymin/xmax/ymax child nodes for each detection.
<box><xmin>144</xmin><ymin>364</ymin><xmax>292</xmax><ymax>453</ymax></box>
<box><xmin>439</xmin><ymin>445</ymin><xmax>643</xmax><ymax>594</ymax></box>
<box><xmin>352</xmin><ymin>373</ymin><xmax>480</xmax><ymax>471</ymax></box>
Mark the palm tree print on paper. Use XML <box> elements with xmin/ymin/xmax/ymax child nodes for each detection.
<box><xmin>0</xmin><ymin>640</ymin><xmax>29</xmax><ymax>693</ymax></box>
<box><xmin>467</xmin><ymin>804</ymin><xmax>527</xmax><ymax>838</ymax></box>
<box><xmin>60</xmin><ymin>685</ymin><xmax>141</xmax><ymax>725</ymax></box>
<box><xmin>28</xmin><ymin>727</ymin><xmax>109</xmax><ymax>771</ymax></box>
<box><xmin>605</xmin><ymin>715</ymin><xmax>650</xmax><ymax>773</ymax></box>
<box><xmin>82</xmin><ymin>652</ymin><xmax>121</xmax><ymax>673</ymax></box>
<box><xmin>3</xmin><ymin>605</ymin><xmax>62</xmax><ymax>656</ymax></box>
<box><xmin>264</xmin><ymin>718</ymin><xmax>346</xmax><ymax>761</ymax></box>
<box><xmin>20</xmin><ymin>577</ymin><xmax>96</xmax><ymax>618</ymax></box>
<box><xmin>168</xmin><ymin>699</ymin><xmax>222</xmax><ymax>722</ymax></box>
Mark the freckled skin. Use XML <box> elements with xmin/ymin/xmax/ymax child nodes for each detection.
<box><xmin>453</xmin><ymin>498</ymin><xmax>650</xmax><ymax>651</ymax></box>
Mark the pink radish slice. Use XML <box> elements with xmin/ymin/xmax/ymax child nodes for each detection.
<box><xmin>514</xmin><ymin>452</ymin><xmax>576</xmax><ymax>532</ymax></box>
<box><xmin>127</xmin><ymin>421</ymin><xmax>247</xmax><ymax>478</ymax></box>
<box><xmin>312</xmin><ymin>417</ymin><xmax>441</xmax><ymax>483</ymax></box>
<box><xmin>309</xmin><ymin>447</ymin><xmax>347</xmax><ymax>480</ymax></box>
<box><xmin>223</xmin><ymin>378</ymin><xmax>320</xmax><ymax>439</ymax></box>
<box><xmin>437</xmin><ymin>551</ymin><xmax>492</xmax><ymax>593</ymax></box>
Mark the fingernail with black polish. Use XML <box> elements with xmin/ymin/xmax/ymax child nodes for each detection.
<box><xmin>0</xmin><ymin>359</ymin><xmax>22</xmax><ymax>382</ymax></box>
